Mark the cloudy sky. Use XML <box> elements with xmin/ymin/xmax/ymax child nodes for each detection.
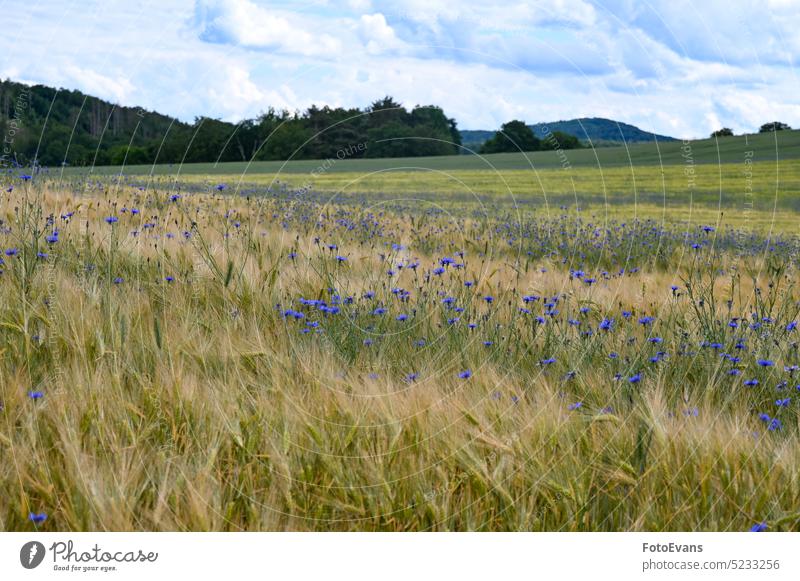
<box><xmin>2</xmin><ymin>0</ymin><xmax>798</xmax><ymax>137</ymax></box>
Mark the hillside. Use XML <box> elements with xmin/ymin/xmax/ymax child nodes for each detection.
<box><xmin>530</xmin><ymin>117</ymin><xmax>677</xmax><ymax>144</ymax></box>
<box><xmin>460</xmin><ymin>117</ymin><xmax>677</xmax><ymax>151</ymax></box>
<box><xmin>0</xmin><ymin>80</ymin><xmax>461</xmax><ymax>167</ymax></box>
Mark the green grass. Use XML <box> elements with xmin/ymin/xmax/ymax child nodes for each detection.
<box><xmin>63</xmin><ymin>129</ymin><xmax>800</xmax><ymax>177</ymax></box>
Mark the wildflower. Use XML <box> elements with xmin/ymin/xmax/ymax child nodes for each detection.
<box><xmin>28</xmin><ymin>512</ymin><xmax>47</xmax><ymax>524</ymax></box>
<box><xmin>335</xmin><ymin>255</ymin><xmax>347</xmax><ymax>263</ymax></box>
<box><xmin>757</xmin><ymin>359</ymin><xmax>774</xmax><ymax>367</ymax></box>
<box><xmin>405</xmin><ymin>373</ymin><xmax>418</xmax><ymax>382</ymax></box>
<box><xmin>749</xmin><ymin>522</ymin><xmax>767</xmax><ymax>532</ymax></box>
<box><xmin>599</xmin><ymin>318</ymin><xmax>613</xmax><ymax>331</ymax></box>
<box><xmin>540</xmin><ymin>357</ymin><xmax>556</xmax><ymax>365</ymax></box>
<box><xmin>105</xmin><ymin>216</ymin><xmax>119</xmax><ymax>224</ymax></box>
<box><xmin>776</xmin><ymin>398</ymin><xmax>791</xmax><ymax>407</ymax></box>
<box><xmin>568</xmin><ymin>402</ymin><xmax>583</xmax><ymax>411</ymax></box>
<box><xmin>768</xmin><ymin>418</ymin><xmax>782</xmax><ymax>431</ymax></box>
<box><xmin>743</xmin><ymin>379</ymin><xmax>759</xmax><ymax>387</ymax></box>
<box><xmin>629</xmin><ymin>373</ymin><xmax>641</xmax><ymax>384</ymax></box>
<box><xmin>113</xmin><ymin>277</ymin><xmax>124</xmax><ymax>284</ymax></box>
<box><xmin>165</xmin><ymin>276</ymin><xmax>175</xmax><ymax>283</ymax></box>
<box><xmin>458</xmin><ymin>369</ymin><xmax>472</xmax><ymax>379</ymax></box>
<box><xmin>28</xmin><ymin>391</ymin><xmax>44</xmax><ymax>400</ymax></box>
<box><xmin>483</xmin><ymin>295</ymin><xmax>494</xmax><ymax>304</ymax></box>
<box><xmin>170</xmin><ymin>194</ymin><xmax>181</xmax><ymax>202</ymax></box>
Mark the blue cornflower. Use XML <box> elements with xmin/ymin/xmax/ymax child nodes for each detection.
<box><xmin>458</xmin><ymin>369</ymin><xmax>472</xmax><ymax>379</ymax></box>
<box><xmin>776</xmin><ymin>398</ymin><xmax>791</xmax><ymax>407</ymax></box>
<box><xmin>396</xmin><ymin>314</ymin><xmax>408</xmax><ymax>321</ymax></box>
<box><xmin>599</xmin><ymin>318</ymin><xmax>613</xmax><ymax>331</ymax></box>
<box><xmin>768</xmin><ymin>418</ymin><xmax>782</xmax><ymax>431</ymax></box>
<box><xmin>105</xmin><ymin>216</ymin><xmax>118</xmax><ymax>224</ymax></box>
<box><xmin>749</xmin><ymin>522</ymin><xmax>767</xmax><ymax>532</ymax></box>
<box><xmin>568</xmin><ymin>402</ymin><xmax>583</xmax><ymax>411</ymax></box>
<box><xmin>744</xmin><ymin>379</ymin><xmax>759</xmax><ymax>387</ymax></box>
<box><xmin>483</xmin><ymin>296</ymin><xmax>494</xmax><ymax>304</ymax></box>
<box><xmin>540</xmin><ymin>357</ymin><xmax>556</xmax><ymax>365</ymax></box>
<box><xmin>28</xmin><ymin>512</ymin><xmax>47</xmax><ymax>524</ymax></box>
<box><xmin>757</xmin><ymin>359</ymin><xmax>775</xmax><ymax>367</ymax></box>
<box><xmin>629</xmin><ymin>373</ymin><xmax>642</xmax><ymax>384</ymax></box>
<box><xmin>28</xmin><ymin>391</ymin><xmax>44</xmax><ymax>400</ymax></box>
<box><xmin>335</xmin><ymin>255</ymin><xmax>347</xmax><ymax>262</ymax></box>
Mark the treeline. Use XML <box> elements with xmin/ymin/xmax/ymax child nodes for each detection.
<box><xmin>711</xmin><ymin>122</ymin><xmax>792</xmax><ymax>138</ymax></box>
<box><xmin>0</xmin><ymin>80</ymin><xmax>461</xmax><ymax>167</ymax></box>
<box><xmin>480</xmin><ymin>120</ymin><xmax>582</xmax><ymax>154</ymax></box>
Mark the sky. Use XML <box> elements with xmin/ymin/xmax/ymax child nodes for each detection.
<box><xmin>1</xmin><ymin>0</ymin><xmax>799</xmax><ymax>138</ymax></box>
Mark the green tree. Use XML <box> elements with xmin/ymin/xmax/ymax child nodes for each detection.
<box><xmin>759</xmin><ymin>121</ymin><xmax>791</xmax><ymax>133</ymax></box>
<box><xmin>540</xmin><ymin>130</ymin><xmax>581</xmax><ymax>150</ymax></box>
<box><xmin>480</xmin><ymin>120</ymin><xmax>540</xmax><ymax>153</ymax></box>
<box><xmin>711</xmin><ymin>127</ymin><xmax>734</xmax><ymax>137</ymax></box>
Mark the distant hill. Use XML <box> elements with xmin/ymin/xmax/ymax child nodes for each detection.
<box><xmin>459</xmin><ymin>130</ymin><xmax>496</xmax><ymax>152</ymax></box>
<box><xmin>530</xmin><ymin>117</ymin><xmax>677</xmax><ymax>144</ymax></box>
<box><xmin>460</xmin><ymin>117</ymin><xmax>677</xmax><ymax>152</ymax></box>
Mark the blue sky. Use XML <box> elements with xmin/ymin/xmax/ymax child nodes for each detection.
<box><xmin>1</xmin><ymin>0</ymin><xmax>798</xmax><ymax>137</ymax></box>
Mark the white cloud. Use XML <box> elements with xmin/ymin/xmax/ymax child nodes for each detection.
<box><xmin>194</xmin><ymin>0</ymin><xmax>341</xmax><ymax>57</ymax></box>
<box><xmin>358</xmin><ymin>13</ymin><xmax>403</xmax><ymax>54</ymax></box>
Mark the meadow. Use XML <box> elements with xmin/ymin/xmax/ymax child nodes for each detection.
<box><xmin>2</xmin><ymin>159</ymin><xmax>800</xmax><ymax>531</ymax></box>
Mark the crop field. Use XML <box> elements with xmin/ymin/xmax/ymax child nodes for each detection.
<box><xmin>61</xmin><ymin>131</ymin><xmax>800</xmax><ymax>231</ymax></box>
<box><xmin>2</xmin><ymin>161</ymin><xmax>800</xmax><ymax>532</ymax></box>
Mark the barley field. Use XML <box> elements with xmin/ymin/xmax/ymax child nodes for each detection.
<box><xmin>2</xmin><ymin>169</ymin><xmax>800</xmax><ymax>532</ymax></box>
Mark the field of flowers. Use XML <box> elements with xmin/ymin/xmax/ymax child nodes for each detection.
<box><xmin>2</xmin><ymin>171</ymin><xmax>800</xmax><ymax>531</ymax></box>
